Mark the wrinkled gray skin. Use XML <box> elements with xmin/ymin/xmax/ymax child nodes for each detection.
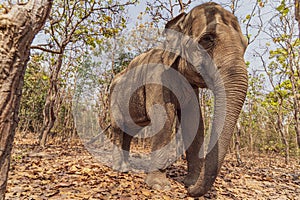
<box><xmin>109</xmin><ymin>2</ymin><xmax>248</xmax><ymax>197</ymax></box>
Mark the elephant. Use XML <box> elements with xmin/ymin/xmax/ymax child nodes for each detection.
<box><xmin>109</xmin><ymin>2</ymin><xmax>248</xmax><ymax>197</ymax></box>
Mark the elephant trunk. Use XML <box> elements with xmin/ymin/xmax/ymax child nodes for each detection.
<box><xmin>188</xmin><ymin>61</ymin><xmax>248</xmax><ymax>197</ymax></box>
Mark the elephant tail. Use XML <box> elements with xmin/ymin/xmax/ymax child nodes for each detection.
<box><xmin>86</xmin><ymin>124</ymin><xmax>112</xmax><ymax>145</ymax></box>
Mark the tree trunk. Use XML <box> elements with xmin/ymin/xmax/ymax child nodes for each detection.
<box><xmin>39</xmin><ymin>53</ymin><xmax>64</xmax><ymax>147</ymax></box>
<box><xmin>277</xmin><ymin>110</ymin><xmax>289</xmax><ymax>165</ymax></box>
<box><xmin>296</xmin><ymin>124</ymin><xmax>300</xmax><ymax>149</ymax></box>
<box><xmin>286</xmin><ymin>34</ymin><xmax>300</xmax><ymax>148</ymax></box>
<box><xmin>0</xmin><ymin>1</ymin><xmax>52</xmax><ymax>199</ymax></box>
<box><xmin>295</xmin><ymin>0</ymin><xmax>300</xmax><ymax>37</ymax></box>
<box><xmin>235</xmin><ymin>122</ymin><xmax>243</xmax><ymax>165</ymax></box>
<box><xmin>291</xmin><ymin>63</ymin><xmax>300</xmax><ymax>150</ymax></box>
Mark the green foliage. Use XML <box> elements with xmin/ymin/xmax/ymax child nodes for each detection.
<box><xmin>276</xmin><ymin>0</ymin><xmax>290</xmax><ymax>17</ymax></box>
<box><xmin>0</xmin><ymin>3</ymin><xmax>3</xmax><ymax>13</ymax></box>
<box><xmin>264</xmin><ymin>80</ymin><xmax>293</xmax><ymax>111</ymax></box>
<box><xmin>113</xmin><ymin>52</ymin><xmax>135</xmax><ymax>74</ymax></box>
<box><xmin>240</xmin><ymin>0</ymin><xmax>300</xmax><ymax>156</ymax></box>
<box><xmin>18</xmin><ymin>55</ymin><xmax>49</xmax><ymax>133</ymax></box>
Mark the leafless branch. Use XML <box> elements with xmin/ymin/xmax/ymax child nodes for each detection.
<box><xmin>31</xmin><ymin>45</ymin><xmax>62</xmax><ymax>54</ymax></box>
<box><xmin>245</xmin><ymin>1</ymin><xmax>262</xmax><ymax>45</ymax></box>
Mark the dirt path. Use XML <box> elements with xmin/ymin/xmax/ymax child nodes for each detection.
<box><xmin>6</xmin><ymin>134</ymin><xmax>300</xmax><ymax>199</ymax></box>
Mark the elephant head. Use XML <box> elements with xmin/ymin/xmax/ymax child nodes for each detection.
<box><xmin>163</xmin><ymin>2</ymin><xmax>248</xmax><ymax>197</ymax></box>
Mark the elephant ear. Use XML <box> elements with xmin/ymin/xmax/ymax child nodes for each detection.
<box><xmin>162</xmin><ymin>13</ymin><xmax>187</xmax><ymax>68</ymax></box>
<box><xmin>165</xmin><ymin>12</ymin><xmax>186</xmax><ymax>32</ymax></box>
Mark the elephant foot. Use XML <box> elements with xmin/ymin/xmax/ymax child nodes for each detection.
<box><xmin>145</xmin><ymin>170</ymin><xmax>171</xmax><ymax>190</ymax></box>
<box><xmin>112</xmin><ymin>161</ymin><xmax>130</xmax><ymax>172</ymax></box>
<box><xmin>183</xmin><ymin>173</ymin><xmax>199</xmax><ymax>187</ymax></box>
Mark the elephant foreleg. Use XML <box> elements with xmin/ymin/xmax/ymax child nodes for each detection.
<box><xmin>182</xmin><ymin>90</ymin><xmax>205</xmax><ymax>187</ymax></box>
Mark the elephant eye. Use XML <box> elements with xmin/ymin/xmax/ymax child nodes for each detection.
<box><xmin>202</xmin><ymin>34</ymin><xmax>215</xmax><ymax>42</ymax></box>
<box><xmin>199</xmin><ymin>34</ymin><xmax>216</xmax><ymax>49</ymax></box>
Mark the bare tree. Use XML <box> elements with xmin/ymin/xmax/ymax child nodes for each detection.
<box><xmin>295</xmin><ymin>0</ymin><xmax>300</xmax><ymax>36</ymax></box>
<box><xmin>146</xmin><ymin>0</ymin><xmax>192</xmax><ymax>24</ymax></box>
<box><xmin>0</xmin><ymin>0</ymin><xmax>52</xmax><ymax>198</ymax></box>
<box><xmin>34</xmin><ymin>0</ymin><xmax>137</xmax><ymax>147</ymax></box>
<box><xmin>234</xmin><ymin>122</ymin><xmax>243</xmax><ymax>165</ymax></box>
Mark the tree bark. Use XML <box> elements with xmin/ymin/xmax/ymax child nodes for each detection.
<box><xmin>277</xmin><ymin>112</ymin><xmax>290</xmax><ymax>164</ymax></box>
<box><xmin>39</xmin><ymin>53</ymin><xmax>64</xmax><ymax>147</ymax></box>
<box><xmin>0</xmin><ymin>1</ymin><xmax>52</xmax><ymax>199</ymax></box>
<box><xmin>235</xmin><ymin>122</ymin><xmax>243</xmax><ymax>165</ymax></box>
<box><xmin>295</xmin><ymin>0</ymin><xmax>300</xmax><ymax>37</ymax></box>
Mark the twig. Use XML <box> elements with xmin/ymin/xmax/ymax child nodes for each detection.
<box><xmin>86</xmin><ymin>124</ymin><xmax>111</xmax><ymax>145</ymax></box>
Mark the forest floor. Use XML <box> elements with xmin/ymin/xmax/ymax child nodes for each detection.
<box><xmin>6</xmin><ymin>133</ymin><xmax>300</xmax><ymax>200</ymax></box>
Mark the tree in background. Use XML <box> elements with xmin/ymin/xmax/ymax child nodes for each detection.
<box><xmin>255</xmin><ymin>0</ymin><xmax>299</xmax><ymax>155</ymax></box>
<box><xmin>146</xmin><ymin>0</ymin><xmax>191</xmax><ymax>25</ymax></box>
<box><xmin>0</xmin><ymin>1</ymin><xmax>52</xmax><ymax>198</ymax></box>
<box><xmin>30</xmin><ymin>0</ymin><xmax>137</xmax><ymax>147</ymax></box>
<box><xmin>295</xmin><ymin>0</ymin><xmax>300</xmax><ymax>36</ymax></box>
<box><xmin>17</xmin><ymin>54</ymin><xmax>49</xmax><ymax>134</ymax></box>
<box><xmin>229</xmin><ymin>0</ymin><xmax>299</xmax><ymax>162</ymax></box>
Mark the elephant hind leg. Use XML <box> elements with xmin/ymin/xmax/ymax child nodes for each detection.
<box><xmin>112</xmin><ymin>125</ymin><xmax>133</xmax><ymax>172</ymax></box>
<box><xmin>145</xmin><ymin>103</ymin><xmax>176</xmax><ymax>190</ymax></box>
<box><xmin>122</xmin><ymin>131</ymin><xmax>133</xmax><ymax>167</ymax></box>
